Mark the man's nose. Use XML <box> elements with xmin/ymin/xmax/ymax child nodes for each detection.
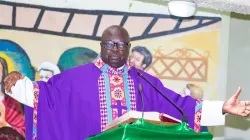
<box><xmin>112</xmin><ymin>44</ymin><xmax>118</xmax><ymax>52</ymax></box>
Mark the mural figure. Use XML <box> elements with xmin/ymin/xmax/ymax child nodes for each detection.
<box><xmin>0</xmin><ymin>57</ymin><xmax>25</xmax><ymax>137</ymax></box>
<box><xmin>129</xmin><ymin>46</ymin><xmax>152</xmax><ymax>70</ymax></box>
<box><xmin>0</xmin><ymin>40</ymin><xmax>35</xmax><ymax>80</ymax></box>
<box><xmin>58</xmin><ymin>47</ymin><xmax>98</xmax><ymax>72</ymax></box>
<box><xmin>180</xmin><ymin>84</ymin><xmax>204</xmax><ymax>100</ymax></box>
<box><xmin>38</xmin><ymin>62</ymin><xmax>61</xmax><ymax>82</ymax></box>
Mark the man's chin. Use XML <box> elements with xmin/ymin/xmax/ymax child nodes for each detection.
<box><xmin>107</xmin><ymin>60</ymin><xmax>125</xmax><ymax>68</ymax></box>
<box><xmin>110</xmin><ymin>64</ymin><xmax>122</xmax><ymax>68</ymax></box>
<box><xmin>108</xmin><ymin>62</ymin><xmax>123</xmax><ymax>68</ymax></box>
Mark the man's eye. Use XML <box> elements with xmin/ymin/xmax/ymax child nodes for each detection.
<box><xmin>107</xmin><ymin>43</ymin><xmax>113</xmax><ymax>46</ymax></box>
<box><xmin>105</xmin><ymin>42</ymin><xmax>113</xmax><ymax>47</ymax></box>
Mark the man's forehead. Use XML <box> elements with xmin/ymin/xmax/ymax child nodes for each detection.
<box><xmin>101</xmin><ymin>26</ymin><xmax>130</xmax><ymax>42</ymax></box>
<box><xmin>102</xmin><ymin>34</ymin><xmax>128</xmax><ymax>42</ymax></box>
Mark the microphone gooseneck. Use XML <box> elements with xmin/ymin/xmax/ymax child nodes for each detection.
<box><xmin>137</xmin><ymin>71</ymin><xmax>188</xmax><ymax>123</ymax></box>
<box><xmin>138</xmin><ymin>83</ymin><xmax>144</xmax><ymax>119</ymax></box>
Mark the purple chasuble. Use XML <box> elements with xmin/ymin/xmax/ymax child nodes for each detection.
<box><xmin>24</xmin><ymin>58</ymin><xmax>202</xmax><ymax>140</ymax></box>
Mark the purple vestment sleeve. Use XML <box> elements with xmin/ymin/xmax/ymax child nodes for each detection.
<box><xmin>26</xmin><ymin>64</ymin><xmax>103</xmax><ymax>140</ymax></box>
<box><xmin>24</xmin><ymin>106</ymin><xmax>33</xmax><ymax>140</ymax></box>
<box><xmin>36</xmin><ymin>72</ymin><xmax>71</xmax><ymax>139</ymax></box>
<box><xmin>155</xmin><ymin>76</ymin><xmax>197</xmax><ymax>129</ymax></box>
<box><xmin>130</xmin><ymin>68</ymin><xmax>198</xmax><ymax>129</ymax></box>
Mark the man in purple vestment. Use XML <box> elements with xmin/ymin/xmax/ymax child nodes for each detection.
<box><xmin>4</xmin><ymin>25</ymin><xmax>250</xmax><ymax>140</ymax></box>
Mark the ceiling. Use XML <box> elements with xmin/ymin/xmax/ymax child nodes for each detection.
<box><xmin>135</xmin><ymin>0</ymin><xmax>250</xmax><ymax>15</ymax></box>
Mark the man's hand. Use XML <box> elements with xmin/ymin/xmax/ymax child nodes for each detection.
<box><xmin>223</xmin><ymin>87</ymin><xmax>250</xmax><ymax>117</ymax></box>
<box><xmin>4</xmin><ymin>71</ymin><xmax>24</xmax><ymax>93</ymax></box>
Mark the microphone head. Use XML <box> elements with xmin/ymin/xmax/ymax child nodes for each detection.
<box><xmin>137</xmin><ymin>71</ymin><xmax>143</xmax><ymax>77</ymax></box>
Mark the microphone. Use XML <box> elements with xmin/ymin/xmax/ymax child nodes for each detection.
<box><xmin>138</xmin><ymin>83</ymin><xmax>144</xmax><ymax>119</ymax></box>
<box><xmin>137</xmin><ymin>71</ymin><xmax>188</xmax><ymax>123</ymax></box>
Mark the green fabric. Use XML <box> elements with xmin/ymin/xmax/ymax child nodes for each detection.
<box><xmin>87</xmin><ymin>119</ymin><xmax>213</xmax><ymax>140</ymax></box>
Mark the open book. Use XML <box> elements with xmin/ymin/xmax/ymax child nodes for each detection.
<box><xmin>104</xmin><ymin>111</ymin><xmax>181</xmax><ymax>131</ymax></box>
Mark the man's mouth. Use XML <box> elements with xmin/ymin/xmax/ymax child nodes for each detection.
<box><xmin>110</xmin><ymin>56</ymin><xmax>120</xmax><ymax>61</ymax></box>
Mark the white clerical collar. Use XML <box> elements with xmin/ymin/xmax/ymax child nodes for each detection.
<box><xmin>117</xmin><ymin>65</ymin><xmax>125</xmax><ymax>70</ymax></box>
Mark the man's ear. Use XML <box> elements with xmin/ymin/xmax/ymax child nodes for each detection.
<box><xmin>142</xmin><ymin>64</ymin><xmax>146</xmax><ymax>69</ymax></box>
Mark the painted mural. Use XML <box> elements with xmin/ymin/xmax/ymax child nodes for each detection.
<box><xmin>0</xmin><ymin>0</ymin><xmax>221</xmax><ymax>136</ymax></box>
<box><xmin>0</xmin><ymin>0</ymin><xmax>221</xmax><ymax>98</ymax></box>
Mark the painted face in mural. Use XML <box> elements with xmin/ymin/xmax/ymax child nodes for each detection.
<box><xmin>0</xmin><ymin>63</ymin><xmax>3</xmax><ymax>94</ymax></box>
<box><xmin>100</xmin><ymin>25</ymin><xmax>131</xmax><ymax>68</ymax></box>
<box><xmin>39</xmin><ymin>69</ymin><xmax>54</xmax><ymax>82</ymax></box>
<box><xmin>129</xmin><ymin>51</ymin><xmax>146</xmax><ymax>70</ymax></box>
<box><xmin>0</xmin><ymin>58</ymin><xmax>8</xmax><ymax>96</ymax></box>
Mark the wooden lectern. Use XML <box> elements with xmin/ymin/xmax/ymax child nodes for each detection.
<box><xmin>103</xmin><ymin>111</ymin><xmax>181</xmax><ymax>131</ymax></box>
<box><xmin>87</xmin><ymin>111</ymin><xmax>213</xmax><ymax>140</ymax></box>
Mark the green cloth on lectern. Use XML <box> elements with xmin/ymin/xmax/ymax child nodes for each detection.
<box><xmin>87</xmin><ymin>119</ymin><xmax>213</xmax><ymax>140</ymax></box>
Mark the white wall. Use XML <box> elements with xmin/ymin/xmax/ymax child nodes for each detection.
<box><xmin>211</xmin><ymin>12</ymin><xmax>230</xmax><ymax>140</ymax></box>
<box><xmin>225</xmin><ymin>13</ymin><xmax>250</xmax><ymax>140</ymax></box>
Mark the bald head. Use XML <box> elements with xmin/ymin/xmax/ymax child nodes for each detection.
<box><xmin>100</xmin><ymin>25</ymin><xmax>131</xmax><ymax>68</ymax></box>
<box><xmin>101</xmin><ymin>25</ymin><xmax>130</xmax><ymax>42</ymax></box>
